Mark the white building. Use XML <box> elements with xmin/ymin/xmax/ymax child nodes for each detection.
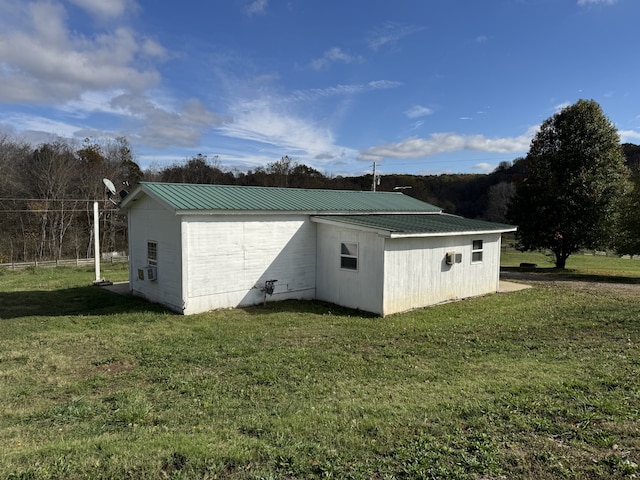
<box><xmin>119</xmin><ymin>182</ymin><xmax>516</xmax><ymax>316</ymax></box>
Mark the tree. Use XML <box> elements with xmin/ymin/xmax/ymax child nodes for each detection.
<box><xmin>266</xmin><ymin>155</ymin><xmax>296</xmax><ymax>187</ymax></box>
<box><xmin>616</xmin><ymin>167</ymin><xmax>640</xmax><ymax>255</ymax></box>
<box><xmin>0</xmin><ymin>134</ymin><xmax>31</xmax><ymax>262</ymax></box>
<box><xmin>25</xmin><ymin>141</ymin><xmax>80</xmax><ymax>259</ymax></box>
<box><xmin>507</xmin><ymin>99</ymin><xmax>628</xmax><ymax>268</ymax></box>
<box><xmin>484</xmin><ymin>181</ymin><xmax>515</xmax><ymax>223</ymax></box>
<box><xmin>160</xmin><ymin>154</ymin><xmax>221</xmax><ymax>184</ymax></box>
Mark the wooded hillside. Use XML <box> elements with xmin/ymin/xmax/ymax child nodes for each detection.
<box><xmin>1</xmin><ymin>133</ymin><xmax>638</xmax><ymax>263</ymax></box>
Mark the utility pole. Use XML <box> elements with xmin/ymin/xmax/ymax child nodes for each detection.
<box><xmin>93</xmin><ymin>201</ymin><xmax>101</xmax><ymax>283</ymax></box>
<box><xmin>372</xmin><ymin>162</ymin><xmax>380</xmax><ymax>192</ymax></box>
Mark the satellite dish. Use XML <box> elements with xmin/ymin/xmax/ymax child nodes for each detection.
<box><xmin>103</xmin><ymin>178</ymin><xmax>117</xmax><ymax>196</ymax></box>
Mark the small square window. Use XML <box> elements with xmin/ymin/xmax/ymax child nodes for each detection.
<box><xmin>471</xmin><ymin>239</ymin><xmax>483</xmax><ymax>263</ymax></box>
<box><xmin>340</xmin><ymin>242</ymin><xmax>358</xmax><ymax>271</ymax></box>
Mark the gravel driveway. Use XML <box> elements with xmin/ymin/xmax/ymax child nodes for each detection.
<box><xmin>500</xmin><ymin>268</ymin><xmax>640</xmax><ymax>299</ymax></box>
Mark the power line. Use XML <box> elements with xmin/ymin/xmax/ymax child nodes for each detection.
<box><xmin>0</xmin><ymin>197</ymin><xmax>107</xmax><ymax>202</ymax></box>
<box><xmin>1</xmin><ymin>209</ymin><xmax>119</xmax><ymax>213</ymax></box>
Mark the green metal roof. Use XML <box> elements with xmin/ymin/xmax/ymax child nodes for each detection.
<box><xmin>123</xmin><ymin>182</ymin><xmax>442</xmax><ymax>213</ymax></box>
<box><xmin>312</xmin><ymin>214</ymin><xmax>516</xmax><ymax>236</ymax></box>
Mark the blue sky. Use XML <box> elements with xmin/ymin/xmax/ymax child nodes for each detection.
<box><xmin>1</xmin><ymin>0</ymin><xmax>639</xmax><ymax>177</ymax></box>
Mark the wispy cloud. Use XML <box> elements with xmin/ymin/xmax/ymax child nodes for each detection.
<box><xmin>404</xmin><ymin>105</ymin><xmax>433</xmax><ymax>119</ymax></box>
<box><xmin>368</xmin><ymin>22</ymin><xmax>426</xmax><ymax>51</ymax></box>
<box><xmin>111</xmin><ymin>94</ymin><xmax>224</xmax><ymax>148</ymax></box>
<box><xmin>212</xmin><ymin>75</ymin><xmax>395</xmax><ymax>166</ymax></box>
<box><xmin>217</xmin><ymin>96</ymin><xmax>354</xmax><ymax>164</ymax></box>
<box><xmin>358</xmin><ymin>127</ymin><xmax>538</xmax><ymax>162</ymax></box>
<box><xmin>577</xmin><ymin>0</ymin><xmax>617</xmax><ymax>6</ymax></box>
<box><xmin>310</xmin><ymin>47</ymin><xmax>364</xmax><ymax>70</ymax></box>
<box><xmin>291</xmin><ymin>80</ymin><xmax>402</xmax><ymax>102</ymax></box>
<box><xmin>244</xmin><ymin>0</ymin><xmax>268</xmax><ymax>16</ymax></box>
<box><xmin>0</xmin><ymin>112</ymin><xmax>84</xmax><ymax>140</ymax></box>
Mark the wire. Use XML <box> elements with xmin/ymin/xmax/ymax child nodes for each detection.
<box><xmin>0</xmin><ymin>209</ymin><xmax>120</xmax><ymax>213</ymax></box>
<box><xmin>0</xmin><ymin>198</ymin><xmax>107</xmax><ymax>202</ymax></box>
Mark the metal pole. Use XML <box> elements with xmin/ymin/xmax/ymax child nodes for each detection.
<box><xmin>372</xmin><ymin>162</ymin><xmax>377</xmax><ymax>192</ymax></box>
<box><xmin>93</xmin><ymin>201</ymin><xmax>100</xmax><ymax>283</ymax></box>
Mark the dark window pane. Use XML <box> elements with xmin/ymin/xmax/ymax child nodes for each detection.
<box><xmin>341</xmin><ymin>256</ymin><xmax>358</xmax><ymax>270</ymax></box>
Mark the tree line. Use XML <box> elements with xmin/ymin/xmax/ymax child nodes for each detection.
<box><xmin>1</xmin><ymin>99</ymin><xmax>639</xmax><ymax>266</ymax></box>
<box><xmin>0</xmin><ymin>136</ymin><xmax>142</xmax><ymax>263</ymax></box>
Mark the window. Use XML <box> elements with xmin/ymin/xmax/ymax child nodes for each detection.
<box><xmin>147</xmin><ymin>241</ymin><xmax>158</xmax><ymax>266</ymax></box>
<box><xmin>471</xmin><ymin>239</ymin><xmax>483</xmax><ymax>263</ymax></box>
<box><xmin>340</xmin><ymin>242</ymin><xmax>358</xmax><ymax>270</ymax></box>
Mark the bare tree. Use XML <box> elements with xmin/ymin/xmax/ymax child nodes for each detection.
<box><xmin>484</xmin><ymin>182</ymin><xmax>515</xmax><ymax>223</ymax></box>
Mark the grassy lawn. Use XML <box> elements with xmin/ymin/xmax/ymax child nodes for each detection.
<box><xmin>0</xmin><ymin>260</ymin><xmax>639</xmax><ymax>479</ymax></box>
<box><xmin>501</xmin><ymin>249</ymin><xmax>640</xmax><ymax>281</ymax></box>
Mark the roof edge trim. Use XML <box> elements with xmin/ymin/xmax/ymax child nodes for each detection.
<box><xmin>388</xmin><ymin>227</ymin><xmax>517</xmax><ymax>238</ymax></box>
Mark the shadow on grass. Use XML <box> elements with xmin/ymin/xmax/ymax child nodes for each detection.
<box><xmin>237</xmin><ymin>299</ymin><xmax>378</xmax><ymax>318</ymax></box>
<box><xmin>0</xmin><ymin>285</ymin><xmax>171</xmax><ymax>319</ymax></box>
<box><xmin>0</xmin><ymin>286</ymin><xmax>372</xmax><ymax>320</ymax></box>
<box><xmin>501</xmin><ymin>266</ymin><xmax>640</xmax><ymax>285</ymax></box>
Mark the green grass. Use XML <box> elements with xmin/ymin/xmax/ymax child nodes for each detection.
<box><xmin>1</xmin><ymin>260</ymin><xmax>639</xmax><ymax>479</ymax></box>
<box><xmin>502</xmin><ymin>249</ymin><xmax>640</xmax><ymax>282</ymax></box>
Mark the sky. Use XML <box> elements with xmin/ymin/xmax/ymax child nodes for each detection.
<box><xmin>1</xmin><ymin>0</ymin><xmax>639</xmax><ymax>178</ymax></box>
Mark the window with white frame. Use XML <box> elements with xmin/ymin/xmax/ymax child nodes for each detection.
<box><xmin>340</xmin><ymin>242</ymin><xmax>358</xmax><ymax>270</ymax></box>
<box><xmin>471</xmin><ymin>239</ymin><xmax>483</xmax><ymax>263</ymax></box>
<box><xmin>147</xmin><ymin>241</ymin><xmax>158</xmax><ymax>266</ymax></box>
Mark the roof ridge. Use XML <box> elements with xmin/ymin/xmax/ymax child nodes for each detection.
<box><xmin>138</xmin><ymin>181</ymin><xmax>405</xmax><ymax>195</ymax></box>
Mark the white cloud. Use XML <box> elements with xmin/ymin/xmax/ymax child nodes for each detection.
<box><xmin>310</xmin><ymin>47</ymin><xmax>364</xmax><ymax>70</ymax></box>
<box><xmin>577</xmin><ymin>0</ymin><xmax>616</xmax><ymax>6</ymax></box>
<box><xmin>554</xmin><ymin>101</ymin><xmax>572</xmax><ymax>112</ymax></box>
<box><xmin>404</xmin><ymin>105</ymin><xmax>433</xmax><ymax>119</ymax></box>
<box><xmin>68</xmin><ymin>0</ymin><xmax>133</xmax><ymax>19</ymax></box>
<box><xmin>141</xmin><ymin>38</ymin><xmax>168</xmax><ymax>58</ymax></box>
<box><xmin>0</xmin><ymin>1</ymin><xmax>163</xmax><ymax>103</ymax></box>
<box><xmin>61</xmin><ymin>90</ymin><xmax>127</xmax><ymax>116</ymax></box>
<box><xmin>619</xmin><ymin>130</ymin><xmax>640</xmax><ymax>142</ymax></box>
<box><xmin>0</xmin><ymin>90</ymin><xmax>224</xmax><ymax>150</ymax></box>
<box><xmin>474</xmin><ymin>162</ymin><xmax>495</xmax><ymax>173</ymax></box>
<box><xmin>359</xmin><ymin>128</ymin><xmax>537</xmax><ymax>162</ymax></box>
<box><xmin>244</xmin><ymin>0</ymin><xmax>268</xmax><ymax>16</ymax></box>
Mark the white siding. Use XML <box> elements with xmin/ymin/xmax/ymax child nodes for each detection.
<box><xmin>316</xmin><ymin>223</ymin><xmax>385</xmax><ymax>315</ymax></box>
<box><xmin>182</xmin><ymin>215</ymin><xmax>316</xmax><ymax>314</ymax></box>
<box><xmin>382</xmin><ymin>233</ymin><xmax>502</xmax><ymax>315</ymax></box>
<box><xmin>128</xmin><ymin>195</ymin><xmax>183</xmax><ymax>311</ymax></box>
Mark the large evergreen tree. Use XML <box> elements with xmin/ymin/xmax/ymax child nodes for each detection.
<box><xmin>507</xmin><ymin>99</ymin><xmax>628</xmax><ymax>268</ymax></box>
